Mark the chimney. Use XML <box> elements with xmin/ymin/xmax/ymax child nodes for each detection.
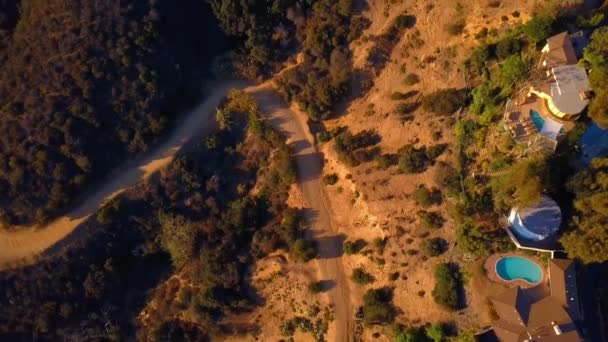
<box><xmin>551</xmin><ymin>321</ymin><xmax>563</xmax><ymax>335</ymax></box>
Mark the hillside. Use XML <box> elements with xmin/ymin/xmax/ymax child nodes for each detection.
<box><xmin>0</xmin><ymin>0</ymin><xmax>224</xmax><ymax>225</ymax></box>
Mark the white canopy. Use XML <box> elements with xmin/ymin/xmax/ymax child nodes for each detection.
<box><xmin>540</xmin><ymin>116</ymin><xmax>563</xmax><ymax>140</ymax></box>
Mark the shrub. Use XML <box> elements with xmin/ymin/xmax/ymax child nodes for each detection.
<box><xmin>373</xmin><ymin>237</ymin><xmax>386</xmax><ymax>254</ymax></box>
<box><xmin>470</xmin><ymin>45</ymin><xmax>490</xmax><ymax>74</ymax></box>
<box><xmin>351</xmin><ymin>268</ymin><xmax>374</xmax><ymax>284</ymax></box>
<box><xmin>432</xmin><ymin>263</ymin><xmax>461</xmax><ymax>310</ymax></box>
<box><xmin>394</xmin><ymin>14</ymin><xmax>416</xmax><ymax>30</ymax></box>
<box><xmin>423</xmin><ymin>237</ymin><xmax>447</xmax><ymax>257</ymax></box>
<box><xmin>362</xmin><ymin>288</ymin><xmax>396</xmax><ymax>325</ymax></box>
<box><xmin>399</xmin><ymin>144</ymin><xmax>429</xmax><ymax>173</ymax></box>
<box><xmin>308</xmin><ymin>281</ymin><xmax>322</xmax><ymax>294</ymax></box>
<box><xmin>375</xmin><ymin>153</ymin><xmax>397</xmax><ymax>169</ymax></box>
<box><xmin>413</xmin><ymin>185</ymin><xmax>433</xmax><ymax>208</ymax></box>
<box><xmin>421</xmin><ymin>88</ymin><xmax>468</xmax><ymax>115</ymax></box>
<box><xmin>323</xmin><ymin>173</ymin><xmax>339</xmax><ymax>185</ymax></box>
<box><xmin>418</xmin><ymin>210</ymin><xmax>445</xmax><ymax>229</ymax></box>
<box><xmin>404</xmin><ymin>73</ymin><xmax>420</xmax><ymax>85</ymax></box>
<box><xmin>343</xmin><ymin>240</ymin><xmax>358</xmax><ymax>255</ymax></box>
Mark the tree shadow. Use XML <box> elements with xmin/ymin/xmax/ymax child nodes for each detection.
<box><xmin>317</xmin><ymin>279</ymin><xmax>336</xmax><ymax>292</ymax></box>
<box><xmin>315</xmin><ymin>234</ymin><xmax>347</xmax><ymax>259</ymax></box>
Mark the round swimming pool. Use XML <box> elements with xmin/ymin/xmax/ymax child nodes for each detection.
<box><xmin>495</xmin><ymin>256</ymin><xmax>542</xmax><ymax>284</ymax></box>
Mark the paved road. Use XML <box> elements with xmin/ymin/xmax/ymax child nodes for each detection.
<box><xmin>0</xmin><ymin>81</ymin><xmax>352</xmax><ymax>341</ymax></box>
<box><xmin>249</xmin><ymin>84</ymin><xmax>352</xmax><ymax>342</ymax></box>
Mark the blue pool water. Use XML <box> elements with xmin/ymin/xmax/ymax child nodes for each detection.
<box><xmin>530</xmin><ymin>109</ymin><xmax>545</xmax><ymax>131</ymax></box>
<box><xmin>496</xmin><ymin>256</ymin><xmax>542</xmax><ymax>283</ymax></box>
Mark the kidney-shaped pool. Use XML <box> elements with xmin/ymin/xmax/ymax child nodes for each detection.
<box><xmin>495</xmin><ymin>256</ymin><xmax>543</xmax><ymax>284</ymax></box>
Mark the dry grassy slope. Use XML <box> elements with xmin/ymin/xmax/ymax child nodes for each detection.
<box><xmin>322</xmin><ymin>0</ymin><xmax>540</xmax><ymax>337</ymax></box>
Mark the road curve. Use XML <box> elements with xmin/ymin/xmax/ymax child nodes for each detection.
<box><xmin>0</xmin><ymin>80</ymin><xmax>248</xmax><ymax>269</ymax></box>
<box><xmin>0</xmin><ymin>80</ymin><xmax>352</xmax><ymax>341</ymax></box>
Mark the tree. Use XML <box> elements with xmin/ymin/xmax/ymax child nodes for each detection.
<box><xmin>158</xmin><ymin>211</ymin><xmax>196</xmax><ymax>268</ymax></box>
<box><xmin>560</xmin><ymin>158</ymin><xmax>608</xmax><ymax>263</ymax></box>
<box><xmin>583</xmin><ymin>27</ymin><xmax>608</xmax><ymax>126</ymax></box>
<box><xmin>495</xmin><ymin>37</ymin><xmax>520</xmax><ymax>60</ymax></box>
<box><xmin>499</xmin><ymin>55</ymin><xmax>528</xmax><ymax>89</ymax></box>
<box><xmin>491</xmin><ymin>156</ymin><xmax>549</xmax><ymax>211</ymax></box>
<box><xmin>215</xmin><ymin>107</ymin><xmax>233</xmax><ymax>131</ymax></box>
<box><xmin>362</xmin><ymin>288</ymin><xmax>395</xmax><ymax>325</ymax></box>
<box><xmin>432</xmin><ymin>263</ymin><xmax>461</xmax><ymax>310</ymax></box>
<box><xmin>292</xmin><ymin>239</ymin><xmax>317</xmax><ymax>262</ymax></box>
<box><xmin>423</xmin><ymin>238</ymin><xmax>446</xmax><ymax>257</ymax></box>
<box><xmin>522</xmin><ymin>14</ymin><xmax>553</xmax><ymax>44</ymax></box>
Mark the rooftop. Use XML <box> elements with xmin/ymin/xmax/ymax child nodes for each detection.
<box><xmin>548</xmin><ymin>65</ymin><xmax>590</xmax><ymax>115</ymax></box>
<box><xmin>542</xmin><ymin>32</ymin><xmax>578</xmax><ymax>68</ymax></box>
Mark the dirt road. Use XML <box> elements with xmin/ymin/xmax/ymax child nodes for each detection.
<box><xmin>0</xmin><ymin>80</ymin><xmax>247</xmax><ymax>269</ymax></box>
<box><xmin>249</xmin><ymin>84</ymin><xmax>352</xmax><ymax>342</ymax></box>
<box><xmin>0</xmin><ymin>80</ymin><xmax>351</xmax><ymax>341</ymax></box>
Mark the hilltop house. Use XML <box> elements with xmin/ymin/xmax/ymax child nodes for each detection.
<box><xmin>529</xmin><ymin>32</ymin><xmax>591</xmax><ymax>121</ymax></box>
<box><xmin>485</xmin><ymin>259</ymin><xmax>581</xmax><ymax>342</ymax></box>
<box><xmin>504</xmin><ymin>32</ymin><xmax>591</xmax><ymax>149</ymax></box>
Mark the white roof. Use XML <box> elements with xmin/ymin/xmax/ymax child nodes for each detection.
<box><xmin>550</xmin><ymin>65</ymin><xmax>590</xmax><ymax>115</ymax></box>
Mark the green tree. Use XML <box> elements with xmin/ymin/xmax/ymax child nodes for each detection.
<box><xmin>582</xmin><ymin>27</ymin><xmax>608</xmax><ymax>126</ymax></box>
<box><xmin>522</xmin><ymin>14</ymin><xmax>553</xmax><ymax>44</ymax></box>
<box><xmin>491</xmin><ymin>156</ymin><xmax>548</xmax><ymax>210</ymax></box>
<box><xmin>560</xmin><ymin>158</ymin><xmax>608</xmax><ymax>263</ymax></box>
<box><xmin>158</xmin><ymin>211</ymin><xmax>196</xmax><ymax>267</ymax></box>
<box><xmin>362</xmin><ymin>288</ymin><xmax>395</xmax><ymax>325</ymax></box>
<box><xmin>432</xmin><ymin>263</ymin><xmax>460</xmax><ymax>310</ymax></box>
<box><xmin>499</xmin><ymin>54</ymin><xmax>529</xmax><ymax>89</ymax></box>
<box><xmin>396</xmin><ymin>326</ymin><xmax>425</xmax><ymax>342</ymax></box>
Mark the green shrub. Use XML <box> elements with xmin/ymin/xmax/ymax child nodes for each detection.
<box><xmin>375</xmin><ymin>154</ymin><xmax>397</xmax><ymax>169</ymax></box>
<box><xmin>413</xmin><ymin>185</ymin><xmax>433</xmax><ymax>208</ymax></box>
<box><xmin>323</xmin><ymin>173</ymin><xmax>339</xmax><ymax>185</ymax></box>
<box><xmin>351</xmin><ymin>268</ymin><xmax>374</xmax><ymax>284</ymax></box>
<box><xmin>362</xmin><ymin>288</ymin><xmax>396</xmax><ymax>325</ymax></box>
<box><xmin>432</xmin><ymin>263</ymin><xmax>461</xmax><ymax>310</ymax></box>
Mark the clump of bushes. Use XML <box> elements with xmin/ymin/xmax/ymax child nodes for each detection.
<box><xmin>398</xmin><ymin>144</ymin><xmax>446</xmax><ymax>174</ymax></box>
<box><xmin>432</xmin><ymin>263</ymin><xmax>462</xmax><ymax>310</ymax></box>
<box><xmin>351</xmin><ymin>268</ymin><xmax>374</xmax><ymax>284</ymax></box>
<box><xmin>292</xmin><ymin>239</ymin><xmax>318</xmax><ymax>262</ymax></box>
<box><xmin>362</xmin><ymin>288</ymin><xmax>396</xmax><ymax>325</ymax></box>
<box><xmin>422</xmin><ymin>88</ymin><xmax>468</xmax><ymax>115</ymax></box>
<box><xmin>374</xmin><ymin>153</ymin><xmax>398</xmax><ymax>169</ymax></box>
<box><xmin>423</xmin><ymin>237</ymin><xmax>447</xmax><ymax>257</ymax></box>
<box><xmin>334</xmin><ymin>129</ymin><xmax>380</xmax><ymax>166</ymax></box>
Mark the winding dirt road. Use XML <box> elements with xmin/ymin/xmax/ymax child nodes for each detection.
<box><xmin>0</xmin><ymin>80</ymin><xmax>352</xmax><ymax>341</ymax></box>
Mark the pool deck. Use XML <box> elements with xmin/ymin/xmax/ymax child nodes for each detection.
<box><xmin>484</xmin><ymin>252</ymin><xmax>550</xmax><ymax>290</ymax></box>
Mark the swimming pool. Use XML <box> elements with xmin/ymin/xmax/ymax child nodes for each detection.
<box><xmin>530</xmin><ymin>109</ymin><xmax>545</xmax><ymax>131</ymax></box>
<box><xmin>495</xmin><ymin>256</ymin><xmax>542</xmax><ymax>284</ymax></box>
